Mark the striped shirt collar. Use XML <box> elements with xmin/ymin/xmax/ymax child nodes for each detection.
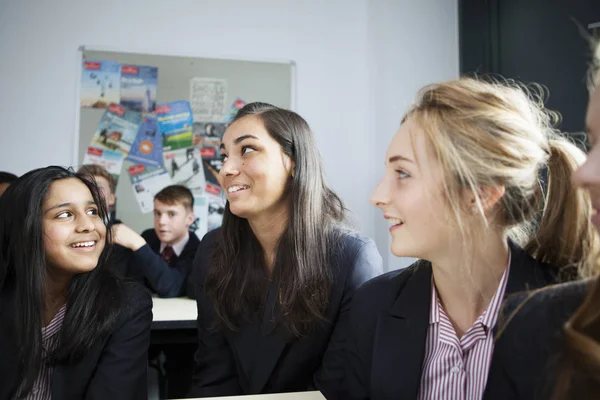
<box><xmin>429</xmin><ymin>251</ymin><xmax>511</xmax><ymax>332</ymax></box>
<box><xmin>42</xmin><ymin>304</ymin><xmax>67</xmax><ymax>344</ymax></box>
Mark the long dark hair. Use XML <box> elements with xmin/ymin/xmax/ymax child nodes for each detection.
<box><xmin>206</xmin><ymin>102</ymin><xmax>346</xmax><ymax>337</ymax></box>
<box><xmin>552</xmin><ymin>36</ymin><xmax>600</xmax><ymax>400</ymax></box>
<box><xmin>0</xmin><ymin>166</ymin><xmax>123</xmax><ymax>398</ymax></box>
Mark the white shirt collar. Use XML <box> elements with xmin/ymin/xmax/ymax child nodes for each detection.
<box><xmin>160</xmin><ymin>231</ymin><xmax>190</xmax><ymax>257</ymax></box>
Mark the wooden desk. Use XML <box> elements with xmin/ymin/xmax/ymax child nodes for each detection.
<box><xmin>151</xmin><ymin>296</ymin><xmax>197</xmax><ymax>330</ymax></box>
<box><xmin>177</xmin><ymin>391</ymin><xmax>326</xmax><ymax>400</ymax></box>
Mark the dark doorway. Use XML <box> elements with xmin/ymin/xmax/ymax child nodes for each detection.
<box><xmin>460</xmin><ymin>0</ymin><xmax>599</xmax><ymax>133</ymax></box>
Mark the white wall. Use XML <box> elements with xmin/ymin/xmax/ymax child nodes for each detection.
<box><xmin>368</xmin><ymin>0</ymin><xmax>459</xmax><ymax>270</ymax></box>
<box><xmin>0</xmin><ymin>0</ymin><xmax>458</xmax><ymax>270</ymax></box>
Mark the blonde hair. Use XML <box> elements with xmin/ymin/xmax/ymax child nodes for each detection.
<box><xmin>403</xmin><ymin>77</ymin><xmax>597</xmax><ymax>273</ymax></box>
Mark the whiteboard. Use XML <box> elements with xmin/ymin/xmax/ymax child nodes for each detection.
<box><xmin>74</xmin><ymin>47</ymin><xmax>295</xmax><ymax>234</ymax></box>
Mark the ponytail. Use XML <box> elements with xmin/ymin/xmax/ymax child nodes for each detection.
<box><xmin>524</xmin><ymin>137</ymin><xmax>598</xmax><ymax>276</ymax></box>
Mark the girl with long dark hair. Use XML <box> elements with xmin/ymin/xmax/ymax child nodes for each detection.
<box><xmin>0</xmin><ymin>166</ymin><xmax>152</xmax><ymax>400</ymax></box>
<box><xmin>189</xmin><ymin>102</ymin><xmax>383</xmax><ymax>398</ymax></box>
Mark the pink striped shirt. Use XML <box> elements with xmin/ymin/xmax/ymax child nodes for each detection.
<box><xmin>417</xmin><ymin>258</ymin><xmax>510</xmax><ymax>400</ymax></box>
<box><xmin>25</xmin><ymin>305</ymin><xmax>67</xmax><ymax>400</ymax></box>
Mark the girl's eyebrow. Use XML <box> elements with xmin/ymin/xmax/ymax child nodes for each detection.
<box><xmin>45</xmin><ymin>200</ymin><xmax>96</xmax><ymax>214</ymax></box>
<box><xmin>220</xmin><ymin>134</ymin><xmax>259</xmax><ymax>150</ymax></box>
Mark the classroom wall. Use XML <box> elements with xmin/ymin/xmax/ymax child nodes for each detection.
<box><xmin>0</xmin><ymin>0</ymin><xmax>458</xmax><ymax>271</ymax></box>
<box><xmin>368</xmin><ymin>0</ymin><xmax>460</xmax><ymax>270</ymax></box>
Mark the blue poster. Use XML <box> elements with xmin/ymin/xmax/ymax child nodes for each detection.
<box><xmin>80</xmin><ymin>60</ymin><xmax>121</xmax><ymax>109</ymax></box>
<box><xmin>126</xmin><ymin>116</ymin><xmax>163</xmax><ymax>167</ymax></box>
<box><xmin>156</xmin><ymin>101</ymin><xmax>194</xmax><ymax>151</ymax></box>
<box><xmin>120</xmin><ymin>64</ymin><xmax>158</xmax><ymax>113</ymax></box>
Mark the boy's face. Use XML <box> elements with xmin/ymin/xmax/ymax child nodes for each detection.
<box><xmin>153</xmin><ymin>200</ymin><xmax>194</xmax><ymax>245</ymax></box>
<box><xmin>94</xmin><ymin>175</ymin><xmax>116</xmax><ymax>210</ymax></box>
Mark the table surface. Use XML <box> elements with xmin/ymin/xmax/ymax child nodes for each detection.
<box><xmin>151</xmin><ymin>296</ymin><xmax>197</xmax><ymax>330</ymax></box>
<box><xmin>175</xmin><ymin>391</ymin><xmax>326</xmax><ymax>400</ymax></box>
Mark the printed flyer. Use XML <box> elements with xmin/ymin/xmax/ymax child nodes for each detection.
<box><xmin>89</xmin><ymin>103</ymin><xmax>142</xmax><ymax>156</ymax></box>
<box><xmin>162</xmin><ymin>146</ymin><xmax>206</xmax><ymax>191</ymax></box>
<box><xmin>190</xmin><ymin>194</ymin><xmax>209</xmax><ymax>240</ymax></box>
<box><xmin>120</xmin><ymin>64</ymin><xmax>158</xmax><ymax>113</ymax></box>
<box><xmin>189</xmin><ymin>77</ymin><xmax>227</xmax><ymax>122</ymax></box>
<box><xmin>224</xmin><ymin>97</ymin><xmax>246</xmax><ymax>123</ymax></box>
<box><xmin>80</xmin><ymin>60</ymin><xmax>121</xmax><ymax>109</ymax></box>
<box><xmin>82</xmin><ymin>147</ymin><xmax>125</xmax><ymax>181</ymax></box>
<box><xmin>128</xmin><ymin>164</ymin><xmax>172</xmax><ymax>213</ymax></box>
<box><xmin>205</xmin><ymin>185</ymin><xmax>225</xmax><ymax>231</ymax></box>
<box><xmin>156</xmin><ymin>101</ymin><xmax>194</xmax><ymax>151</ymax></box>
<box><xmin>126</xmin><ymin>115</ymin><xmax>163</xmax><ymax>167</ymax></box>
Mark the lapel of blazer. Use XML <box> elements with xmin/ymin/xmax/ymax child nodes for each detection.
<box><xmin>251</xmin><ymin>284</ymin><xmax>294</xmax><ymax>393</ymax></box>
<box><xmin>372</xmin><ymin>262</ymin><xmax>432</xmax><ymax>400</ymax></box>
<box><xmin>52</xmin><ymin>337</ymin><xmax>107</xmax><ymax>399</ymax></box>
<box><xmin>228</xmin><ymin>284</ymin><xmax>294</xmax><ymax>394</ymax></box>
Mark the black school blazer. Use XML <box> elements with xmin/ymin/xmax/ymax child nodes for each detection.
<box><xmin>483</xmin><ymin>279</ymin><xmax>591</xmax><ymax>400</ymax></box>
<box><xmin>0</xmin><ymin>280</ymin><xmax>153</xmax><ymax>400</ymax></box>
<box><xmin>188</xmin><ymin>228</ymin><xmax>383</xmax><ymax>399</ymax></box>
<box><xmin>127</xmin><ymin>228</ymin><xmax>200</xmax><ymax>298</ymax></box>
<box><xmin>344</xmin><ymin>240</ymin><xmax>559</xmax><ymax>400</ymax></box>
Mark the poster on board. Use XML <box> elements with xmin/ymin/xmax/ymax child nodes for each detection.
<box><xmin>80</xmin><ymin>60</ymin><xmax>121</xmax><ymax>109</ymax></box>
<box><xmin>126</xmin><ymin>116</ymin><xmax>163</xmax><ymax>167</ymax></box>
<box><xmin>89</xmin><ymin>103</ymin><xmax>142</xmax><ymax>156</ymax></box>
<box><xmin>128</xmin><ymin>164</ymin><xmax>172</xmax><ymax>213</ymax></box>
<box><xmin>205</xmin><ymin>184</ymin><xmax>225</xmax><ymax>231</ymax></box>
<box><xmin>82</xmin><ymin>147</ymin><xmax>125</xmax><ymax>181</ymax></box>
<box><xmin>191</xmin><ymin>194</ymin><xmax>209</xmax><ymax>240</ymax></box>
<box><xmin>189</xmin><ymin>77</ymin><xmax>227</xmax><ymax>122</ymax></box>
<box><xmin>162</xmin><ymin>146</ymin><xmax>206</xmax><ymax>191</ymax></box>
<box><xmin>156</xmin><ymin>101</ymin><xmax>194</xmax><ymax>151</ymax></box>
<box><xmin>120</xmin><ymin>64</ymin><xmax>158</xmax><ymax>113</ymax></box>
<box><xmin>224</xmin><ymin>97</ymin><xmax>246</xmax><ymax>124</ymax></box>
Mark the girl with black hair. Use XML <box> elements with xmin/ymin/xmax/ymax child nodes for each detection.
<box><xmin>189</xmin><ymin>102</ymin><xmax>383</xmax><ymax>399</ymax></box>
<box><xmin>0</xmin><ymin>166</ymin><xmax>152</xmax><ymax>400</ymax></box>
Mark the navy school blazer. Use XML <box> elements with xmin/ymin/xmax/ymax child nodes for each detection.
<box><xmin>188</xmin><ymin>228</ymin><xmax>383</xmax><ymax>399</ymax></box>
<box><xmin>483</xmin><ymin>279</ymin><xmax>591</xmax><ymax>400</ymax></box>
<box><xmin>0</xmin><ymin>280</ymin><xmax>152</xmax><ymax>400</ymax></box>
<box><xmin>126</xmin><ymin>228</ymin><xmax>200</xmax><ymax>298</ymax></box>
<box><xmin>344</xmin><ymin>240</ymin><xmax>559</xmax><ymax>400</ymax></box>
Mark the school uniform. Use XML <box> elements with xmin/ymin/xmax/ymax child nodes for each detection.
<box><xmin>0</xmin><ymin>279</ymin><xmax>152</xmax><ymax>400</ymax></box>
<box><xmin>107</xmin><ymin>219</ymin><xmax>133</xmax><ymax>277</ymax></box>
<box><xmin>188</xmin><ymin>228</ymin><xmax>384</xmax><ymax>399</ymax></box>
<box><xmin>127</xmin><ymin>229</ymin><xmax>200</xmax><ymax>298</ymax></box>
<box><xmin>483</xmin><ymin>279</ymin><xmax>591</xmax><ymax>400</ymax></box>
<box><xmin>344</xmin><ymin>240</ymin><xmax>558</xmax><ymax>400</ymax></box>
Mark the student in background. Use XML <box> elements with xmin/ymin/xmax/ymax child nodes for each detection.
<box><xmin>112</xmin><ymin>184</ymin><xmax>200</xmax><ymax>298</ymax></box>
<box><xmin>0</xmin><ymin>166</ymin><xmax>152</xmax><ymax>400</ymax></box>
<box><xmin>77</xmin><ymin>164</ymin><xmax>130</xmax><ymax>276</ymax></box>
<box><xmin>0</xmin><ymin>171</ymin><xmax>18</xmax><ymax>197</ymax></box>
<box><xmin>344</xmin><ymin>78</ymin><xmax>597</xmax><ymax>400</ymax></box>
<box><xmin>112</xmin><ymin>184</ymin><xmax>200</xmax><ymax>398</ymax></box>
<box><xmin>189</xmin><ymin>102</ymin><xmax>383</xmax><ymax>399</ymax></box>
<box><xmin>76</xmin><ymin>164</ymin><xmax>117</xmax><ymax>220</ymax></box>
<box><xmin>483</xmin><ymin>38</ymin><xmax>600</xmax><ymax>400</ymax></box>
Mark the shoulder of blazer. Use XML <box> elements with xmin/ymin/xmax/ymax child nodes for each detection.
<box><xmin>330</xmin><ymin>230</ymin><xmax>379</xmax><ymax>272</ymax></box>
<box><xmin>141</xmin><ymin>228</ymin><xmax>160</xmax><ymax>252</ymax></box>
<box><xmin>118</xmin><ymin>280</ymin><xmax>153</xmax><ymax>323</ymax></box>
<box><xmin>351</xmin><ymin>261</ymin><xmax>427</xmax><ymax>319</ymax></box>
<box><xmin>501</xmin><ymin>279</ymin><xmax>590</xmax><ymax>336</ymax></box>
<box><xmin>491</xmin><ymin>279</ymin><xmax>591</xmax><ymax>395</ymax></box>
<box><xmin>193</xmin><ymin>228</ymin><xmax>221</xmax><ymax>286</ymax></box>
<box><xmin>181</xmin><ymin>230</ymin><xmax>201</xmax><ymax>258</ymax></box>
